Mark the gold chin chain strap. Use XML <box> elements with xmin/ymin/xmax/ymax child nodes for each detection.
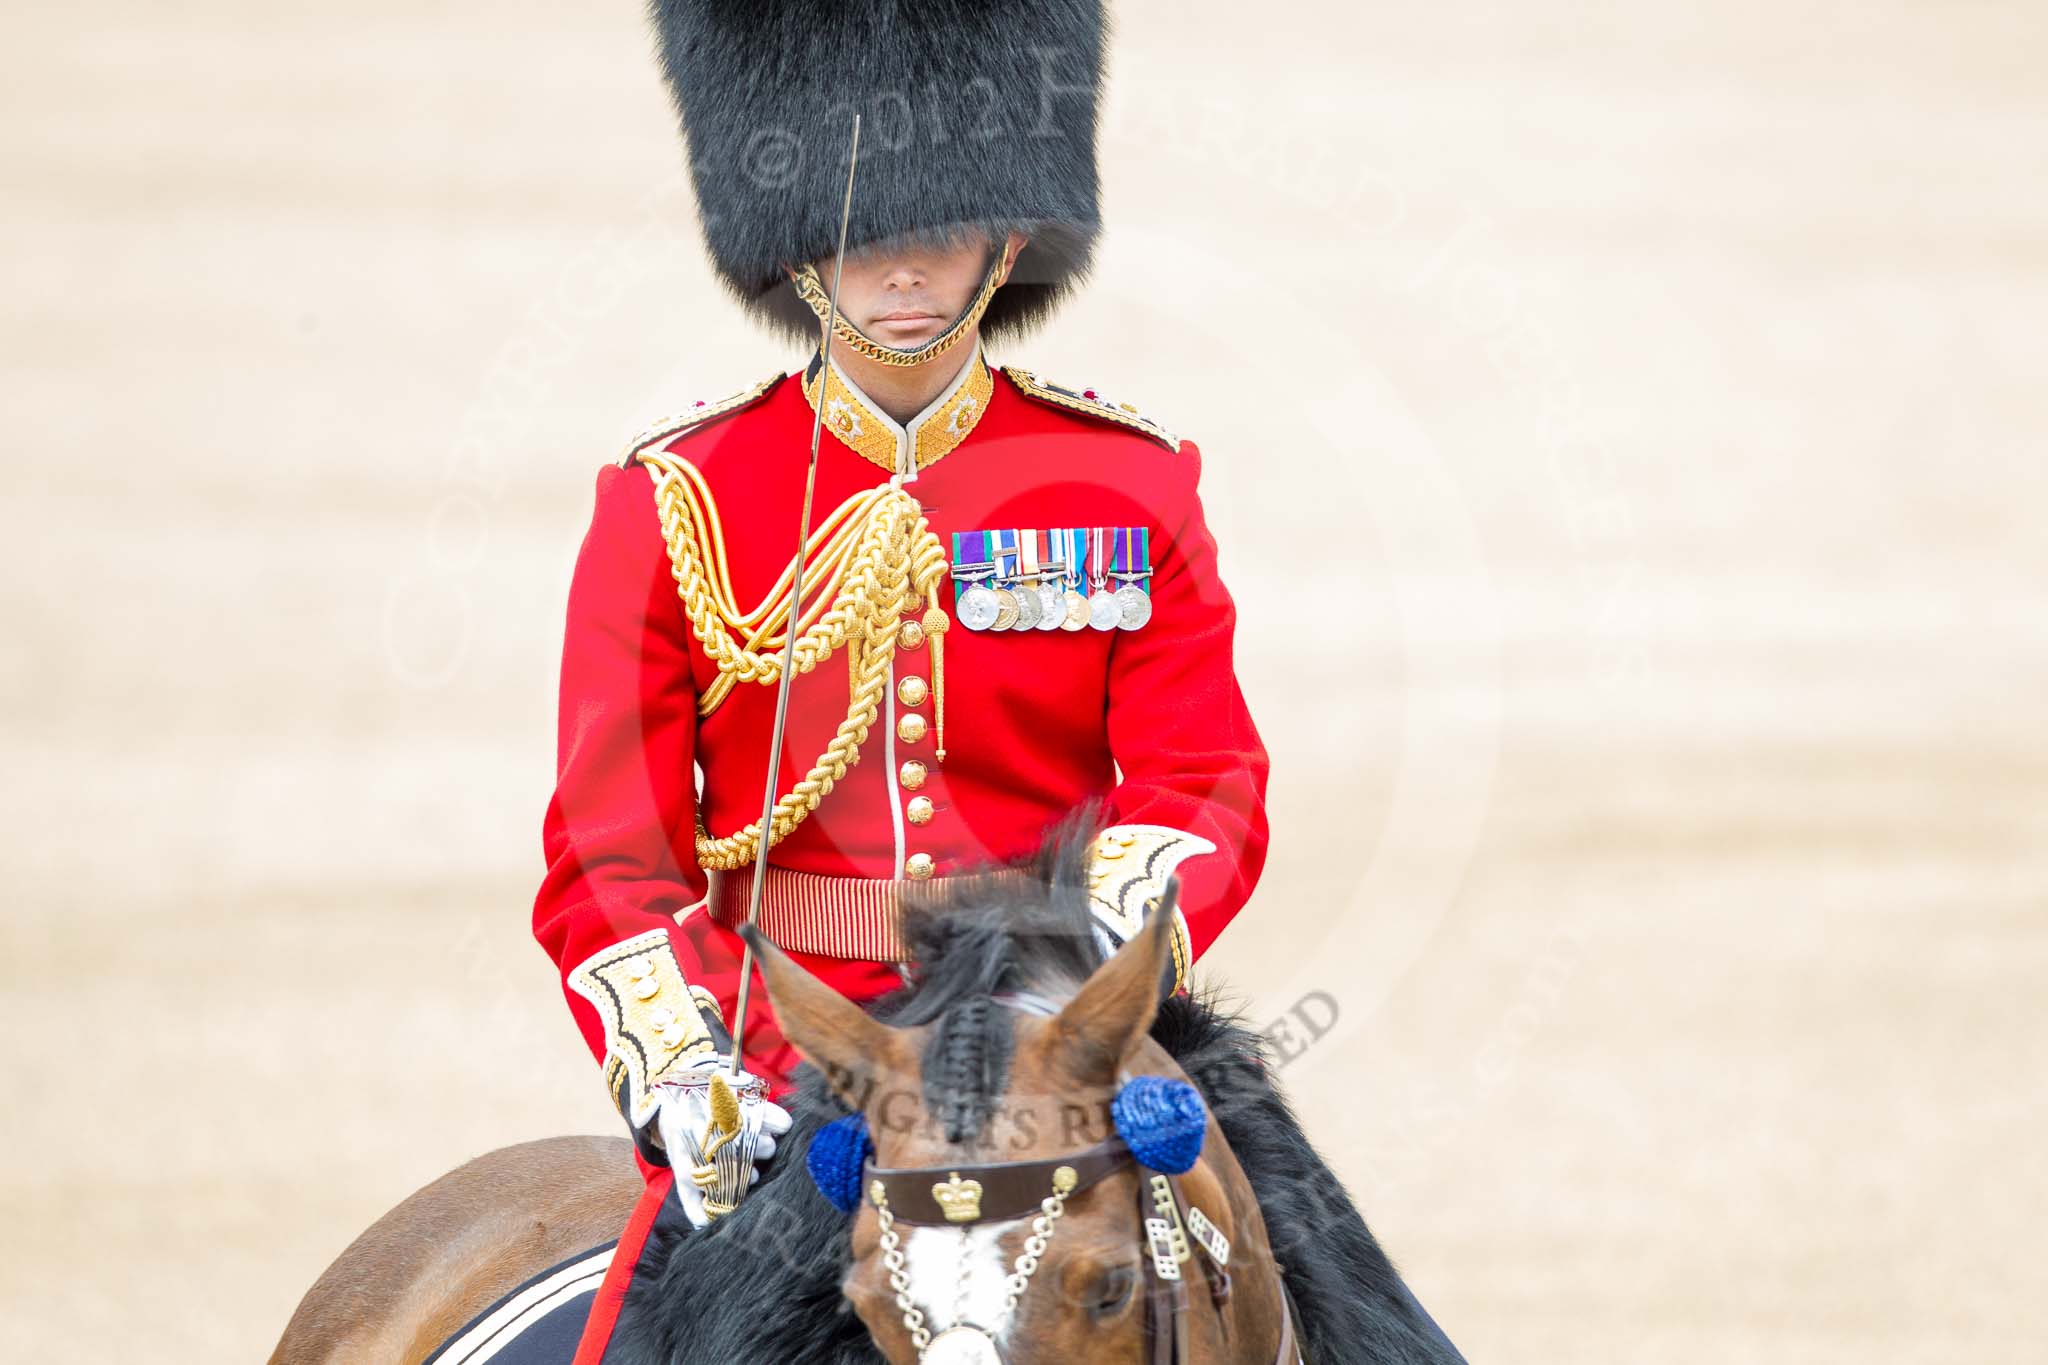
<box><xmin>639</xmin><ymin>449</ymin><xmax>950</xmax><ymax>870</ymax></box>
<box><xmin>790</xmin><ymin>247</ymin><xmax>1006</xmax><ymax>369</ymax></box>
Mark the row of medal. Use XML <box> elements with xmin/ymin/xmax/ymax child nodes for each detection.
<box><xmin>950</xmin><ymin>528</ymin><xmax>1154</xmax><ymax>632</ymax></box>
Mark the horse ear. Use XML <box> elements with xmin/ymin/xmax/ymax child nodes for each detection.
<box><xmin>1046</xmin><ymin>886</ymin><xmax>1178</xmax><ymax>1085</ymax></box>
<box><xmin>742</xmin><ymin>925</ymin><xmax>907</xmax><ymax>1111</ymax></box>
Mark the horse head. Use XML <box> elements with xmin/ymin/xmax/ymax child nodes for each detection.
<box><xmin>746</xmin><ymin>844</ymin><xmax>1297</xmax><ymax>1365</ymax></box>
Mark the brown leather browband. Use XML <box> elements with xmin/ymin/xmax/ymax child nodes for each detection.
<box><xmin>862</xmin><ymin>1138</ymin><xmax>1131</xmax><ymax>1226</ymax></box>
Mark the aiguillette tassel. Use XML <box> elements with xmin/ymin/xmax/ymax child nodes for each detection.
<box><xmin>923</xmin><ymin>604</ymin><xmax>949</xmax><ymax>762</ymax></box>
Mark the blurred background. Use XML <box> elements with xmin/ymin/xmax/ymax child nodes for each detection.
<box><xmin>4</xmin><ymin>2</ymin><xmax>2044</xmax><ymax>1360</ymax></box>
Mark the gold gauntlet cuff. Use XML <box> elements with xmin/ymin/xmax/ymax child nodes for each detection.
<box><xmin>568</xmin><ymin>929</ymin><xmax>723</xmax><ymax>1128</ymax></box>
<box><xmin>1087</xmin><ymin>824</ymin><xmax>1215</xmax><ymax>993</ymax></box>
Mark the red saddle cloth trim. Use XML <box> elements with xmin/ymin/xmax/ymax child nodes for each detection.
<box><xmin>572</xmin><ymin>1166</ymin><xmax>675</xmax><ymax>1365</ymax></box>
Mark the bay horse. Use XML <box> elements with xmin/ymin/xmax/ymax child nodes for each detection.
<box><xmin>271</xmin><ymin>835</ymin><xmax>1460</xmax><ymax>1363</ymax></box>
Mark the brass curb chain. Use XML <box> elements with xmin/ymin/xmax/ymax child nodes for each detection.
<box><xmin>874</xmin><ymin>1198</ymin><xmax>933</xmax><ymax>1355</ymax></box>
<box><xmin>871</xmin><ymin>1173</ymin><xmax>1075</xmax><ymax>1358</ymax></box>
<box><xmin>1001</xmin><ymin>1186</ymin><xmax>1073</xmax><ymax>1312</ymax></box>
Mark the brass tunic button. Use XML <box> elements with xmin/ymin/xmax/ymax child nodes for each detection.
<box><xmin>906</xmin><ymin>796</ymin><xmax>934</xmax><ymax>825</ymax></box>
<box><xmin>899</xmin><ymin>759</ymin><xmax>927</xmax><ymax>790</ymax></box>
<box><xmin>905</xmin><ymin>852</ymin><xmax>935</xmax><ymax>880</ymax></box>
<box><xmin>897</xmin><ymin>675</ymin><xmax>929</xmax><ymax>707</ymax></box>
<box><xmin>897</xmin><ymin>713</ymin><xmax>927</xmax><ymax>744</ymax></box>
<box><xmin>898</xmin><ymin>620</ymin><xmax>926</xmax><ymax>650</ymax></box>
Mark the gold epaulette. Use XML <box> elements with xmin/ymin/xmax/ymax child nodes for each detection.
<box><xmin>616</xmin><ymin>372</ymin><xmax>785</xmax><ymax>469</ymax></box>
<box><xmin>1004</xmin><ymin>367</ymin><xmax>1182</xmax><ymax>451</ymax></box>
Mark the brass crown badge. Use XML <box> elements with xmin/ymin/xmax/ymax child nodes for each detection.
<box><xmin>932</xmin><ymin>1171</ymin><xmax>985</xmax><ymax>1223</ymax></box>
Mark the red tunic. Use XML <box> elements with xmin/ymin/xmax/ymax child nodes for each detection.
<box><xmin>533</xmin><ymin>356</ymin><xmax>1269</xmax><ymax>1094</ymax></box>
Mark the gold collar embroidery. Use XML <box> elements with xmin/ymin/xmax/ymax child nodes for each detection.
<box><xmin>800</xmin><ymin>345</ymin><xmax>993</xmax><ymax>478</ymax></box>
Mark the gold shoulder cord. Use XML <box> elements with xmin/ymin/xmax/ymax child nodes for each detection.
<box><xmin>638</xmin><ymin>449</ymin><xmax>951</xmax><ymax>869</ymax></box>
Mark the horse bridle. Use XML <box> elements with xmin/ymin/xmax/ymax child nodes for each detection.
<box><xmin>862</xmin><ymin>1135</ymin><xmax>1300</xmax><ymax>1365</ymax></box>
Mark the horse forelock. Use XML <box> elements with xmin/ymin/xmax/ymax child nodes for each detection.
<box><xmin>885</xmin><ymin>813</ymin><xmax>1105</xmax><ymax>1024</ymax></box>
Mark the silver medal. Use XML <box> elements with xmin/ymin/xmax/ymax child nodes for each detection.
<box><xmin>1114</xmin><ymin>584</ymin><xmax>1152</xmax><ymax>630</ymax></box>
<box><xmin>1033</xmin><ymin>582</ymin><xmax>1064</xmax><ymax>631</ymax></box>
<box><xmin>1011</xmin><ymin>583</ymin><xmax>1041</xmax><ymax>630</ymax></box>
<box><xmin>1088</xmin><ymin>588</ymin><xmax>1121</xmax><ymax>631</ymax></box>
<box><xmin>956</xmin><ymin>583</ymin><xmax>999</xmax><ymax>632</ymax></box>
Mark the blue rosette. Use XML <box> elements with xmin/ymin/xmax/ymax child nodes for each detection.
<box><xmin>806</xmin><ymin>1113</ymin><xmax>873</xmax><ymax>1214</ymax></box>
<box><xmin>1111</xmin><ymin>1075</ymin><xmax>1207</xmax><ymax>1174</ymax></box>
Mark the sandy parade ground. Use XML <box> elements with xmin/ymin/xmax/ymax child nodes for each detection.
<box><xmin>4</xmin><ymin>2</ymin><xmax>2045</xmax><ymax>1361</ymax></box>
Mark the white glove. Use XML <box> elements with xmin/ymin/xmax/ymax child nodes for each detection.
<box><xmin>653</xmin><ymin>1056</ymin><xmax>794</xmax><ymax>1227</ymax></box>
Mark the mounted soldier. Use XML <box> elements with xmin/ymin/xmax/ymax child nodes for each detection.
<box><xmin>533</xmin><ymin>2</ymin><xmax>1269</xmax><ymax>1331</ymax></box>
<box><xmin>523</xmin><ymin>1</ymin><xmax>1287</xmax><ymax>1354</ymax></box>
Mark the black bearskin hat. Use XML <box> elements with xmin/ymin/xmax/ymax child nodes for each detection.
<box><xmin>649</xmin><ymin>0</ymin><xmax>1107</xmax><ymax>341</ymax></box>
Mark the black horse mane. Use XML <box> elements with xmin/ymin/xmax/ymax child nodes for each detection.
<box><xmin>612</xmin><ymin>822</ymin><xmax>1463</xmax><ymax>1364</ymax></box>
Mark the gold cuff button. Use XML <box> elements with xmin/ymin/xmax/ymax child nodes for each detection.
<box><xmin>906</xmin><ymin>796</ymin><xmax>934</xmax><ymax>825</ymax></box>
<box><xmin>897</xmin><ymin>675</ymin><xmax>929</xmax><ymax>707</ymax></box>
<box><xmin>899</xmin><ymin>760</ymin><xmax>927</xmax><ymax>790</ymax></box>
<box><xmin>898</xmin><ymin>620</ymin><xmax>926</xmax><ymax>650</ymax></box>
<box><xmin>897</xmin><ymin>713</ymin><xmax>928</xmax><ymax>744</ymax></box>
<box><xmin>905</xmin><ymin>852</ymin><xmax>935</xmax><ymax>880</ymax></box>
<box><xmin>648</xmin><ymin>1005</ymin><xmax>687</xmax><ymax>1051</ymax></box>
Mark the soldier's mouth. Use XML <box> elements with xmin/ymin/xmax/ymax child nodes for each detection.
<box><xmin>869</xmin><ymin>313</ymin><xmax>943</xmax><ymax>341</ymax></box>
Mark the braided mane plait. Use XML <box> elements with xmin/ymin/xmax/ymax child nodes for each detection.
<box><xmin>886</xmin><ymin>814</ymin><xmax>1098</xmax><ymax>1146</ymax></box>
<box><xmin>920</xmin><ymin>998</ymin><xmax>1013</xmax><ymax>1145</ymax></box>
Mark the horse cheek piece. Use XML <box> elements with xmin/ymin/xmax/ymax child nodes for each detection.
<box><xmin>808</xmin><ymin>1112</ymin><xmax>875</xmax><ymax>1214</ymax></box>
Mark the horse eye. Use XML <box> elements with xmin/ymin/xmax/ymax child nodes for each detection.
<box><xmin>1089</xmin><ymin>1264</ymin><xmax>1138</xmax><ymax>1320</ymax></box>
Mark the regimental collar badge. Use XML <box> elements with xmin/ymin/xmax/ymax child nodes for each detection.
<box><xmin>824</xmin><ymin>395</ymin><xmax>863</xmax><ymax>440</ymax></box>
<box><xmin>801</xmin><ymin>344</ymin><xmax>994</xmax><ymax>478</ymax></box>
